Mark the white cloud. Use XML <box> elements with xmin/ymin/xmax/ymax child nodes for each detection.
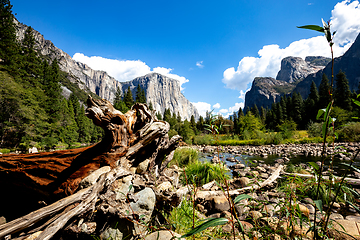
<box><xmin>152</xmin><ymin>67</ymin><xmax>189</xmax><ymax>91</ymax></box>
<box><xmin>217</xmin><ymin>102</ymin><xmax>244</xmax><ymax>118</ymax></box>
<box><xmin>73</xmin><ymin>53</ymin><xmax>150</xmax><ymax>82</ymax></box>
<box><xmin>72</xmin><ymin>53</ymin><xmax>189</xmax><ymax>90</ymax></box>
<box><xmin>213</xmin><ymin>103</ymin><xmax>221</xmax><ymax>109</ymax></box>
<box><xmin>222</xmin><ymin>0</ymin><xmax>360</xmax><ymax>92</ymax></box>
<box><xmin>239</xmin><ymin>89</ymin><xmax>248</xmax><ymax>101</ymax></box>
<box><xmin>196</xmin><ymin>61</ymin><xmax>204</xmax><ymax>68</ymax></box>
<box><xmin>192</xmin><ymin>102</ymin><xmax>211</xmax><ymax>117</ymax></box>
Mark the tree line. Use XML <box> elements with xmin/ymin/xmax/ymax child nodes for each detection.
<box><xmin>0</xmin><ymin>0</ymin><xmax>103</xmax><ymax>150</ymax></box>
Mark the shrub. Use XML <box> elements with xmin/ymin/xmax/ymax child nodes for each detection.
<box><xmin>168</xmin><ymin>129</ymin><xmax>178</xmax><ymax>139</ymax></box>
<box><xmin>193</xmin><ymin>134</ymin><xmax>214</xmax><ymax>145</ymax></box>
<box><xmin>170</xmin><ymin>147</ymin><xmax>199</xmax><ymax>168</ymax></box>
<box><xmin>182</xmin><ymin>160</ymin><xmax>231</xmax><ymax>186</ymax></box>
<box><xmin>277</xmin><ymin>120</ymin><xmax>297</xmax><ymax>139</ymax></box>
<box><xmin>0</xmin><ymin>149</ymin><xmax>10</xmax><ymax>154</ymax></box>
<box><xmin>307</xmin><ymin>121</ymin><xmax>323</xmax><ymax>137</ymax></box>
<box><xmin>337</xmin><ymin>122</ymin><xmax>360</xmax><ymax>142</ymax></box>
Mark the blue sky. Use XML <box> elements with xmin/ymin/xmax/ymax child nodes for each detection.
<box><xmin>12</xmin><ymin>0</ymin><xmax>360</xmax><ymax>117</ymax></box>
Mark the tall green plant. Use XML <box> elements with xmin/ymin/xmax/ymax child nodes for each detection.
<box><xmin>298</xmin><ymin>18</ymin><xmax>337</xmax><ymax>239</ymax></box>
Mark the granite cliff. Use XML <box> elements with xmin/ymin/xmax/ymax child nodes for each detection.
<box><xmin>244</xmin><ymin>56</ymin><xmax>329</xmax><ymax>110</ymax></box>
<box><xmin>245</xmin><ymin>33</ymin><xmax>360</xmax><ymax>111</ymax></box>
<box><xmin>293</xmin><ymin>33</ymin><xmax>360</xmax><ymax>99</ymax></box>
<box><xmin>15</xmin><ymin>21</ymin><xmax>199</xmax><ymax>120</ymax></box>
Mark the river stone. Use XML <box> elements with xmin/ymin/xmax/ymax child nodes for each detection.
<box><xmin>210</xmin><ymin>195</ymin><xmax>230</xmax><ymax>212</ymax></box>
<box><xmin>331</xmin><ymin>220</ymin><xmax>360</xmax><ymax>237</ymax></box>
<box><xmin>115</xmin><ymin>175</ymin><xmax>134</xmax><ymax>201</ymax></box>
<box><xmin>238</xmin><ymin>177</ymin><xmax>250</xmax><ymax>187</ymax></box>
<box><xmin>346</xmin><ymin>215</ymin><xmax>360</xmax><ymax>222</ymax></box>
<box><xmin>249</xmin><ymin>210</ymin><xmax>263</xmax><ymax>221</ymax></box>
<box><xmin>79</xmin><ymin>166</ymin><xmax>111</xmax><ymax>189</ymax></box>
<box><xmin>330</xmin><ymin>213</ymin><xmax>344</xmax><ymax>220</ymax></box>
<box><xmin>100</xmin><ymin>226</ymin><xmax>123</xmax><ymax>240</ymax></box>
<box><xmin>136</xmin><ymin>159</ymin><xmax>150</xmax><ymax>174</ymax></box>
<box><xmin>130</xmin><ymin>187</ymin><xmax>156</xmax><ymax>234</ymax></box>
<box><xmin>145</xmin><ymin>230</ymin><xmax>184</xmax><ymax>240</ymax></box>
<box><xmin>157</xmin><ymin>181</ymin><xmax>172</xmax><ymax>192</ymax></box>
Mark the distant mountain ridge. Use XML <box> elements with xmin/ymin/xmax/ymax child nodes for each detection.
<box><xmin>244</xmin><ymin>56</ymin><xmax>329</xmax><ymax>110</ymax></box>
<box><xmin>15</xmin><ymin>21</ymin><xmax>199</xmax><ymax>120</ymax></box>
<box><xmin>244</xmin><ymin>33</ymin><xmax>360</xmax><ymax>111</ymax></box>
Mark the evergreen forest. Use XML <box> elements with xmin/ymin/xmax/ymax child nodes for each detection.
<box><xmin>1</xmin><ymin>0</ymin><xmax>360</xmax><ymax>153</ymax></box>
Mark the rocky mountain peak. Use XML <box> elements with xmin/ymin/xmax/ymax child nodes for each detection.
<box><xmin>276</xmin><ymin>56</ymin><xmax>326</xmax><ymax>83</ymax></box>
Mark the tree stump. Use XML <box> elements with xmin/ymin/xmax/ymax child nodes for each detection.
<box><xmin>0</xmin><ymin>96</ymin><xmax>181</xmax><ymax>229</ymax></box>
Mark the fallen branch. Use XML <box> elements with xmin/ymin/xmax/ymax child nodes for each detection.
<box><xmin>195</xmin><ymin>165</ymin><xmax>284</xmax><ymax>200</ymax></box>
<box><xmin>282</xmin><ymin>172</ymin><xmax>360</xmax><ymax>186</ymax></box>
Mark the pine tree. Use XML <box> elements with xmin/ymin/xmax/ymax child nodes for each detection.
<box><xmin>113</xmin><ymin>87</ymin><xmax>129</xmax><ymax>113</ymax></box>
<box><xmin>76</xmin><ymin>105</ymin><xmax>92</xmax><ymax>143</ymax></box>
<box><xmin>334</xmin><ymin>70</ymin><xmax>352</xmax><ymax>110</ymax></box>
<box><xmin>123</xmin><ymin>86</ymin><xmax>134</xmax><ymax>109</ymax></box>
<box><xmin>135</xmin><ymin>84</ymin><xmax>146</xmax><ymax>103</ymax></box>
<box><xmin>59</xmin><ymin>98</ymin><xmax>79</xmax><ymax>145</ymax></box>
<box><xmin>163</xmin><ymin>108</ymin><xmax>171</xmax><ymax>123</ymax></box>
<box><xmin>0</xmin><ymin>0</ymin><xmax>19</xmax><ymax>68</ymax></box>
<box><xmin>22</xmin><ymin>26</ymin><xmax>41</xmax><ymax>80</ymax></box>
<box><xmin>260</xmin><ymin>106</ymin><xmax>266</xmax><ymax>124</ymax></box>
<box><xmin>148</xmin><ymin>101</ymin><xmax>154</xmax><ymax>111</ymax></box>
<box><xmin>190</xmin><ymin>115</ymin><xmax>197</xmax><ymax>133</ymax></box>
<box><xmin>156</xmin><ymin>112</ymin><xmax>162</xmax><ymax>120</ymax></box>
<box><xmin>196</xmin><ymin>115</ymin><xmax>204</xmax><ymax>132</ymax></box>
<box><xmin>280</xmin><ymin>97</ymin><xmax>287</xmax><ymax>120</ymax></box>
<box><xmin>308</xmin><ymin>81</ymin><xmax>320</xmax><ymax>104</ymax></box>
<box><xmin>251</xmin><ymin>104</ymin><xmax>260</xmax><ymax>118</ymax></box>
<box><xmin>291</xmin><ymin>92</ymin><xmax>303</xmax><ymax>127</ymax></box>
<box><xmin>319</xmin><ymin>73</ymin><xmax>331</xmax><ymax>108</ymax></box>
<box><xmin>69</xmin><ymin>93</ymin><xmax>80</xmax><ymax>117</ymax></box>
<box><xmin>42</xmin><ymin>59</ymin><xmax>61</xmax><ymax>122</ymax></box>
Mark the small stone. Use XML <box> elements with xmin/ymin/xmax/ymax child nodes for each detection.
<box><xmin>157</xmin><ymin>181</ymin><xmax>172</xmax><ymax>192</ymax></box>
<box><xmin>332</xmin><ymin>202</ymin><xmax>341</xmax><ymax>208</ymax></box>
<box><xmin>329</xmin><ymin>213</ymin><xmax>344</xmax><ymax>220</ymax></box>
<box><xmin>145</xmin><ymin>230</ymin><xmax>184</xmax><ymax>240</ymax></box>
<box><xmin>249</xmin><ymin>210</ymin><xmax>263</xmax><ymax>221</ymax></box>
<box><xmin>211</xmin><ymin>195</ymin><xmax>230</xmax><ymax>212</ymax></box>
<box><xmin>79</xmin><ymin>166</ymin><xmax>111</xmax><ymax>189</ymax></box>
<box><xmin>136</xmin><ymin>159</ymin><xmax>150</xmax><ymax>174</ymax></box>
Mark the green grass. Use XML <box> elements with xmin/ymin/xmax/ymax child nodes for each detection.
<box><xmin>182</xmin><ymin>160</ymin><xmax>231</xmax><ymax>186</ymax></box>
<box><xmin>169</xmin><ymin>147</ymin><xmax>199</xmax><ymax>168</ymax></box>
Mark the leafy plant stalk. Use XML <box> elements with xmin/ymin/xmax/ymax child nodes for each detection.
<box><xmin>298</xmin><ymin>18</ymin><xmax>336</xmax><ymax>239</ymax></box>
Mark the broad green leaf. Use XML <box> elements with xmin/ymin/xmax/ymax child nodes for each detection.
<box><xmin>297</xmin><ymin>25</ymin><xmax>324</xmax><ymax>33</ymax></box>
<box><xmin>316</xmin><ymin>108</ymin><xmax>326</xmax><ymax>120</ymax></box>
<box><xmin>314</xmin><ymin>200</ymin><xmax>323</xmax><ymax>212</ymax></box>
<box><xmin>234</xmin><ymin>194</ymin><xmax>253</xmax><ymax>204</ymax></box>
<box><xmin>322</xmin><ymin>121</ymin><xmax>327</xmax><ymax>139</ymax></box>
<box><xmin>352</xmin><ymin>98</ymin><xmax>360</xmax><ymax>107</ymax></box>
<box><xmin>180</xmin><ymin>218</ymin><xmax>229</xmax><ymax>238</ymax></box>
<box><xmin>308</xmin><ymin>162</ymin><xmax>319</xmax><ymax>171</ymax></box>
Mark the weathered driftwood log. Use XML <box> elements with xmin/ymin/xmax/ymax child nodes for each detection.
<box><xmin>194</xmin><ymin>165</ymin><xmax>284</xmax><ymax>200</ymax></box>
<box><xmin>0</xmin><ymin>96</ymin><xmax>181</xmax><ymax>235</ymax></box>
<box><xmin>282</xmin><ymin>172</ymin><xmax>360</xmax><ymax>186</ymax></box>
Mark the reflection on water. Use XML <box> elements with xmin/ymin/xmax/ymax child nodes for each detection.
<box><xmin>199</xmin><ymin>151</ymin><xmax>360</xmax><ymax>176</ymax></box>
